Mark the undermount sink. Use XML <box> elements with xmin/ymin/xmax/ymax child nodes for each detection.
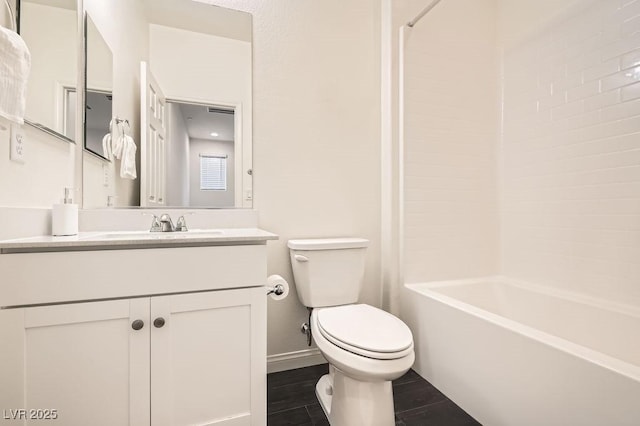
<box><xmin>80</xmin><ymin>229</ymin><xmax>224</xmax><ymax>241</ymax></box>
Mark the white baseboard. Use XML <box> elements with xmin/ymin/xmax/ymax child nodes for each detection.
<box><xmin>267</xmin><ymin>348</ymin><xmax>327</xmax><ymax>373</ymax></box>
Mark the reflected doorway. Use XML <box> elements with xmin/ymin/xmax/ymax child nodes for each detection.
<box><xmin>165</xmin><ymin>101</ymin><xmax>237</xmax><ymax>208</ymax></box>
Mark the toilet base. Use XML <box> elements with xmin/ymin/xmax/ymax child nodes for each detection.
<box><xmin>315</xmin><ymin>374</ymin><xmax>333</xmax><ymax>420</ymax></box>
<box><xmin>315</xmin><ymin>367</ymin><xmax>396</xmax><ymax>426</ymax></box>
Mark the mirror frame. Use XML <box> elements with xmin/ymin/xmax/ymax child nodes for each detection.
<box><xmin>82</xmin><ymin>11</ymin><xmax>113</xmax><ymax>162</ymax></box>
<box><xmin>80</xmin><ymin>0</ymin><xmax>253</xmax><ymax>209</ymax></box>
<box><xmin>16</xmin><ymin>0</ymin><xmax>81</xmax><ymax>146</ymax></box>
<box><xmin>15</xmin><ymin>0</ymin><xmax>254</xmax><ymax>209</ymax></box>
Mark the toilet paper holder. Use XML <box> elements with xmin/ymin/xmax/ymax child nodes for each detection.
<box><xmin>266</xmin><ymin>283</ymin><xmax>286</xmax><ymax>296</ymax></box>
<box><xmin>266</xmin><ymin>274</ymin><xmax>289</xmax><ymax>300</ymax></box>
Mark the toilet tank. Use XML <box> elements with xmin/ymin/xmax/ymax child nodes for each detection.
<box><xmin>288</xmin><ymin>238</ymin><xmax>369</xmax><ymax>308</ymax></box>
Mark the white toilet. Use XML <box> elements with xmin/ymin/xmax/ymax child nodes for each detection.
<box><xmin>288</xmin><ymin>238</ymin><xmax>415</xmax><ymax>426</ymax></box>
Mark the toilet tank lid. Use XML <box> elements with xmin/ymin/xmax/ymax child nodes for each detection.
<box><xmin>288</xmin><ymin>238</ymin><xmax>369</xmax><ymax>250</ymax></box>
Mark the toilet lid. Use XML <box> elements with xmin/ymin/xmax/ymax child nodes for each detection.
<box><xmin>316</xmin><ymin>304</ymin><xmax>413</xmax><ymax>359</ymax></box>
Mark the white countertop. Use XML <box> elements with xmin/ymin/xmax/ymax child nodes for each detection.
<box><xmin>0</xmin><ymin>228</ymin><xmax>278</xmax><ymax>253</ymax></box>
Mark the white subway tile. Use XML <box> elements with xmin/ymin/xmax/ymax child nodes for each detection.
<box><xmin>621</xmin><ymin>48</ymin><xmax>640</xmax><ymax>68</ymax></box>
<box><xmin>567</xmin><ymin>80</ymin><xmax>600</xmax><ymax>101</ymax></box>
<box><xmin>583</xmin><ymin>58</ymin><xmax>620</xmax><ymax>82</ymax></box>
<box><xmin>567</xmin><ymin>49</ymin><xmax>601</xmax><ymax>74</ymax></box>
<box><xmin>613</xmin><ymin>0</ymin><xmax>639</xmax><ymax>22</ymax></box>
<box><xmin>621</xmin><ymin>80</ymin><xmax>640</xmax><ymax>100</ymax></box>
<box><xmin>601</xmin><ymin>67</ymin><xmax>640</xmax><ymax>90</ymax></box>
<box><xmin>552</xmin><ymin>100</ymin><xmax>584</xmax><ymax>120</ymax></box>
<box><xmin>409</xmin><ymin>0</ymin><xmax>640</xmax><ymax>306</ymax></box>
<box><xmin>601</xmin><ymin>32</ymin><xmax>640</xmax><ymax>61</ymax></box>
<box><xmin>584</xmin><ymin>89</ymin><xmax>621</xmax><ymax>111</ymax></box>
<box><xmin>567</xmin><ymin>109</ymin><xmax>601</xmax><ymax>130</ymax></box>
<box><xmin>620</xmin><ymin>0</ymin><xmax>640</xmax><ymax>18</ymax></box>
<box><xmin>601</xmin><ymin>97</ymin><xmax>640</xmax><ymax>121</ymax></box>
<box><xmin>622</xmin><ymin>14</ymin><xmax>640</xmax><ymax>35</ymax></box>
<box><xmin>538</xmin><ymin>92</ymin><xmax>566</xmax><ymax>111</ymax></box>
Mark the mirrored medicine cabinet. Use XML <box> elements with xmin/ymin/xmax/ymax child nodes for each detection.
<box><xmin>17</xmin><ymin>0</ymin><xmax>253</xmax><ymax>209</ymax></box>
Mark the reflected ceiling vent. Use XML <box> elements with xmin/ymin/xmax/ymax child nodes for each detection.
<box><xmin>207</xmin><ymin>107</ymin><xmax>234</xmax><ymax>114</ymax></box>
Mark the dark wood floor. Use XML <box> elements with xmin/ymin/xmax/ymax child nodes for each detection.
<box><xmin>267</xmin><ymin>364</ymin><xmax>480</xmax><ymax>425</ymax></box>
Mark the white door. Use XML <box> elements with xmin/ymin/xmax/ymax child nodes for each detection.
<box><xmin>141</xmin><ymin>61</ymin><xmax>167</xmax><ymax>207</ymax></box>
<box><xmin>0</xmin><ymin>299</ymin><xmax>150</xmax><ymax>426</ymax></box>
<box><xmin>150</xmin><ymin>288</ymin><xmax>266</xmax><ymax>426</ymax></box>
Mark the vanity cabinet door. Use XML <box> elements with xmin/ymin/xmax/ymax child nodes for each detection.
<box><xmin>150</xmin><ymin>287</ymin><xmax>266</xmax><ymax>426</ymax></box>
<box><xmin>0</xmin><ymin>299</ymin><xmax>150</xmax><ymax>426</ymax></box>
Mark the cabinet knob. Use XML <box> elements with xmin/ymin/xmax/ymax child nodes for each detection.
<box><xmin>154</xmin><ymin>317</ymin><xmax>165</xmax><ymax>328</ymax></box>
<box><xmin>131</xmin><ymin>319</ymin><xmax>144</xmax><ymax>331</ymax></box>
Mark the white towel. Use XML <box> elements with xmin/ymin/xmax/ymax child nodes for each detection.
<box><xmin>0</xmin><ymin>26</ymin><xmax>31</xmax><ymax>124</ymax></box>
<box><xmin>110</xmin><ymin>121</ymin><xmax>126</xmax><ymax>159</ymax></box>
<box><xmin>120</xmin><ymin>134</ymin><xmax>137</xmax><ymax>179</ymax></box>
<box><xmin>102</xmin><ymin>133</ymin><xmax>112</xmax><ymax>159</ymax></box>
<box><xmin>112</xmin><ymin>132</ymin><xmax>124</xmax><ymax>159</ymax></box>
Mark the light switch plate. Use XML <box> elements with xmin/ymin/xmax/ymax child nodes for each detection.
<box><xmin>9</xmin><ymin>124</ymin><xmax>25</xmax><ymax>164</ymax></box>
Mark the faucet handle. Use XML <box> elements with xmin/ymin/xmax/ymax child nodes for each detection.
<box><xmin>175</xmin><ymin>216</ymin><xmax>188</xmax><ymax>232</ymax></box>
<box><xmin>175</xmin><ymin>212</ymin><xmax>194</xmax><ymax>232</ymax></box>
<box><xmin>142</xmin><ymin>213</ymin><xmax>162</xmax><ymax>232</ymax></box>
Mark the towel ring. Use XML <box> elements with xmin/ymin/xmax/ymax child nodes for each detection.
<box><xmin>114</xmin><ymin>117</ymin><xmax>130</xmax><ymax>131</ymax></box>
<box><xmin>3</xmin><ymin>0</ymin><xmax>16</xmax><ymax>31</ymax></box>
<box><xmin>109</xmin><ymin>117</ymin><xmax>130</xmax><ymax>137</ymax></box>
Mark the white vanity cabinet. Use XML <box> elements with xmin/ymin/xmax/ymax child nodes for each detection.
<box><xmin>0</xmin><ymin>236</ymin><xmax>274</xmax><ymax>426</ymax></box>
<box><xmin>1</xmin><ymin>299</ymin><xmax>150</xmax><ymax>426</ymax></box>
<box><xmin>151</xmin><ymin>288</ymin><xmax>265</xmax><ymax>426</ymax></box>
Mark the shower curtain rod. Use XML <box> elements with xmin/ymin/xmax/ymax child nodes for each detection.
<box><xmin>407</xmin><ymin>0</ymin><xmax>443</xmax><ymax>28</ymax></box>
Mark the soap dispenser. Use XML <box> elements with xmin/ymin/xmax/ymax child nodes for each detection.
<box><xmin>52</xmin><ymin>187</ymin><xmax>78</xmax><ymax>236</ymax></box>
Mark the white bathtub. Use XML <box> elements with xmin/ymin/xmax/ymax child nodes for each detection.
<box><xmin>402</xmin><ymin>276</ymin><xmax>640</xmax><ymax>426</ymax></box>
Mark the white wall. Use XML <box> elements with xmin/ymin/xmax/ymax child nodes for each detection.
<box><xmin>189</xmin><ymin>138</ymin><xmax>234</xmax><ymax>207</ymax></box>
<box><xmin>499</xmin><ymin>0</ymin><xmax>640</xmax><ymax>307</ymax></box>
<box><xmin>208</xmin><ymin>0</ymin><xmax>382</xmax><ymax>360</ymax></box>
<box><xmin>165</xmin><ymin>103</ymin><xmax>190</xmax><ymax>206</ymax></box>
<box><xmin>0</xmin><ymin>1</ymin><xmax>75</xmax><ymax>209</ymax></box>
<box><xmin>0</xmin><ymin>123</ymin><xmax>75</xmax><ymax>207</ymax></box>
<box><xmin>400</xmin><ymin>0</ymin><xmax>500</xmax><ymax>284</ymax></box>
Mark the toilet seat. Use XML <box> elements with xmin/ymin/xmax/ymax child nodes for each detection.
<box><xmin>316</xmin><ymin>304</ymin><xmax>414</xmax><ymax>360</ymax></box>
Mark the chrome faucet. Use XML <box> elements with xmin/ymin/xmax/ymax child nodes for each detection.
<box><xmin>159</xmin><ymin>214</ymin><xmax>175</xmax><ymax>232</ymax></box>
<box><xmin>146</xmin><ymin>213</ymin><xmax>190</xmax><ymax>232</ymax></box>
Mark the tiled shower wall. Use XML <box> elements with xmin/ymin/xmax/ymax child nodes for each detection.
<box><xmin>501</xmin><ymin>0</ymin><xmax>640</xmax><ymax>306</ymax></box>
<box><xmin>403</xmin><ymin>0</ymin><xmax>640</xmax><ymax>307</ymax></box>
<box><xmin>403</xmin><ymin>0</ymin><xmax>500</xmax><ymax>283</ymax></box>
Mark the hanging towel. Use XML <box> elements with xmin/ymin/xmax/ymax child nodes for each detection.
<box><xmin>0</xmin><ymin>26</ymin><xmax>31</xmax><ymax>124</ymax></box>
<box><xmin>111</xmin><ymin>122</ymin><xmax>125</xmax><ymax>159</ymax></box>
<box><xmin>101</xmin><ymin>119</ymin><xmax>120</xmax><ymax>160</ymax></box>
<box><xmin>112</xmin><ymin>133</ymin><xmax>124</xmax><ymax>159</ymax></box>
<box><xmin>120</xmin><ymin>134</ymin><xmax>137</xmax><ymax>179</ymax></box>
<box><xmin>102</xmin><ymin>133</ymin><xmax>112</xmax><ymax>159</ymax></box>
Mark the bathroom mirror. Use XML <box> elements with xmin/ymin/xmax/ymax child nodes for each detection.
<box><xmin>17</xmin><ymin>0</ymin><xmax>78</xmax><ymax>143</ymax></box>
<box><xmin>84</xmin><ymin>14</ymin><xmax>113</xmax><ymax>160</ymax></box>
<box><xmin>81</xmin><ymin>0</ymin><xmax>253</xmax><ymax>209</ymax></box>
